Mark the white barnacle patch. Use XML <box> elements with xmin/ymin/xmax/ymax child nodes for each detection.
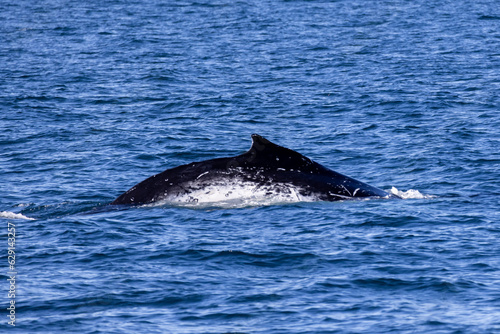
<box><xmin>153</xmin><ymin>176</ymin><xmax>319</xmax><ymax>209</ymax></box>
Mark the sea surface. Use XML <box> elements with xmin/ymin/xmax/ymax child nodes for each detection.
<box><xmin>1</xmin><ymin>0</ymin><xmax>500</xmax><ymax>333</ymax></box>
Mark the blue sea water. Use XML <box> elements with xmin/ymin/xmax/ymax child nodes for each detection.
<box><xmin>1</xmin><ymin>0</ymin><xmax>500</xmax><ymax>332</ymax></box>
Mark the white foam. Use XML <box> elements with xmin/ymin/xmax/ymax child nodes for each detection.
<box><xmin>0</xmin><ymin>211</ymin><xmax>35</xmax><ymax>220</ymax></box>
<box><xmin>390</xmin><ymin>187</ymin><xmax>436</xmax><ymax>199</ymax></box>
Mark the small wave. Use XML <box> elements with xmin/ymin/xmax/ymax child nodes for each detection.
<box><xmin>390</xmin><ymin>187</ymin><xmax>436</xmax><ymax>199</ymax></box>
<box><xmin>0</xmin><ymin>211</ymin><xmax>35</xmax><ymax>220</ymax></box>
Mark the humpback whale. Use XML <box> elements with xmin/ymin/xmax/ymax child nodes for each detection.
<box><xmin>111</xmin><ymin>134</ymin><xmax>398</xmax><ymax>206</ymax></box>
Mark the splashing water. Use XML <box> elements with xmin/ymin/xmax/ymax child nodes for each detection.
<box><xmin>0</xmin><ymin>211</ymin><xmax>35</xmax><ymax>220</ymax></box>
<box><xmin>390</xmin><ymin>187</ymin><xmax>435</xmax><ymax>199</ymax></box>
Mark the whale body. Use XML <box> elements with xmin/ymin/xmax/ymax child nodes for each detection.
<box><xmin>111</xmin><ymin>134</ymin><xmax>398</xmax><ymax>206</ymax></box>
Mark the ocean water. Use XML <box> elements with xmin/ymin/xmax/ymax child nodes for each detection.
<box><xmin>1</xmin><ymin>0</ymin><xmax>500</xmax><ymax>333</ymax></box>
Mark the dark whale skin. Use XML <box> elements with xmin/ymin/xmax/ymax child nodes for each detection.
<box><xmin>111</xmin><ymin>134</ymin><xmax>398</xmax><ymax>205</ymax></box>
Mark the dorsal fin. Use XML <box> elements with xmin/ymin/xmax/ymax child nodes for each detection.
<box><xmin>241</xmin><ymin>134</ymin><xmax>314</xmax><ymax>169</ymax></box>
<box><xmin>250</xmin><ymin>134</ymin><xmax>277</xmax><ymax>151</ymax></box>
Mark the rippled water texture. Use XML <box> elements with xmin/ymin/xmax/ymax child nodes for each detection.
<box><xmin>1</xmin><ymin>0</ymin><xmax>500</xmax><ymax>333</ymax></box>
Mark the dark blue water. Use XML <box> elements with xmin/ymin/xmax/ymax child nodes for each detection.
<box><xmin>2</xmin><ymin>0</ymin><xmax>500</xmax><ymax>332</ymax></box>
